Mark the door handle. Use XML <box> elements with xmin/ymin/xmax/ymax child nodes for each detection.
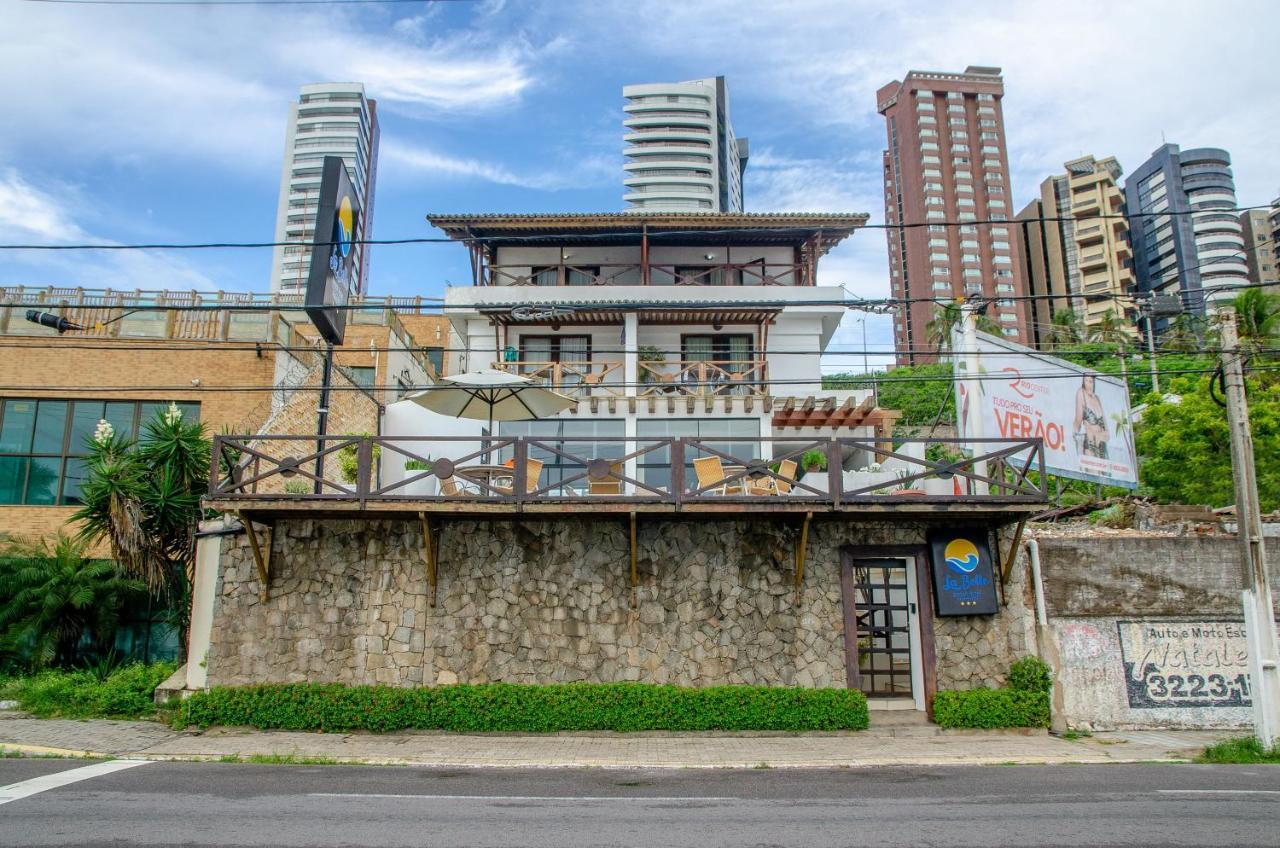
<box><xmin>909</xmin><ymin>602</ymin><xmax>917</xmax><ymax>615</ymax></box>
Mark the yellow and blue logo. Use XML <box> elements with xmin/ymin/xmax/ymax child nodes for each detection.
<box><xmin>333</xmin><ymin>196</ymin><xmax>355</xmax><ymax>260</ymax></box>
<box><xmin>944</xmin><ymin>538</ymin><xmax>980</xmax><ymax>574</ymax></box>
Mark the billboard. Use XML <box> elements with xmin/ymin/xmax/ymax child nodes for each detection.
<box><xmin>304</xmin><ymin>156</ymin><xmax>359</xmax><ymax>345</ymax></box>
<box><xmin>952</xmin><ymin>329</ymin><xmax>1138</xmax><ymax>489</ymax></box>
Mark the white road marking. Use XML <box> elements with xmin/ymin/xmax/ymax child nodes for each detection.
<box><xmin>1155</xmin><ymin>789</ymin><xmax>1280</xmax><ymax>796</ymax></box>
<box><xmin>0</xmin><ymin>759</ymin><xmax>152</xmax><ymax>806</ymax></box>
<box><xmin>309</xmin><ymin>793</ymin><xmax>740</xmax><ymax>802</ymax></box>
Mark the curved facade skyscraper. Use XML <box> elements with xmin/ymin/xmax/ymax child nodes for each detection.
<box><xmin>1125</xmin><ymin>144</ymin><xmax>1248</xmax><ymax>328</ymax></box>
<box><xmin>270</xmin><ymin>83</ymin><xmax>379</xmax><ymax>296</ymax></box>
<box><xmin>622</xmin><ymin>76</ymin><xmax>747</xmax><ymax>212</ymax></box>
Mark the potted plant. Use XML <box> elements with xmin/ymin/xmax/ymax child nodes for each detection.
<box><xmin>337</xmin><ymin>434</ymin><xmax>381</xmax><ymax>485</ymax></box>
<box><xmin>924</xmin><ymin>444</ymin><xmax>965</xmax><ymax>496</ymax></box>
<box><xmin>402</xmin><ymin>457</ymin><xmax>435</xmax><ymax>497</ymax></box>
<box><xmin>890</xmin><ymin>468</ymin><xmax>926</xmax><ymax>497</ymax></box>
<box><xmin>637</xmin><ymin>345</ymin><xmax>666</xmax><ymax>385</ymax></box>
<box><xmin>798</xmin><ymin>449</ymin><xmax>829</xmax><ymax>493</ymax></box>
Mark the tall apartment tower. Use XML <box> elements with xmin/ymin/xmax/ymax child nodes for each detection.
<box><xmin>622</xmin><ymin>76</ymin><xmax>748</xmax><ymax>212</ymax></box>
<box><xmin>1240</xmin><ymin>209</ymin><xmax>1279</xmax><ymax>286</ymax></box>
<box><xmin>877</xmin><ymin>66</ymin><xmax>1029</xmax><ymax>365</ymax></box>
<box><xmin>1014</xmin><ymin>156</ymin><xmax>1137</xmax><ymax>348</ymax></box>
<box><xmin>1123</xmin><ymin>144</ymin><xmax>1247</xmax><ymax>332</ymax></box>
<box><xmin>270</xmin><ymin>83</ymin><xmax>380</xmax><ymax>296</ymax></box>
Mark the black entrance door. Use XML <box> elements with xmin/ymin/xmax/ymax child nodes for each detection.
<box><xmin>844</xmin><ymin>558</ymin><xmax>914</xmax><ymax>697</ymax></box>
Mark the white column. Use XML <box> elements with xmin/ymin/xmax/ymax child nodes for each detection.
<box><xmin>624</xmin><ymin>314</ymin><xmax>639</xmax><ymax>494</ymax></box>
<box><xmin>185</xmin><ymin>518</ymin><xmax>226</xmax><ymax>690</ymax></box>
<box><xmin>956</xmin><ymin>306</ymin><xmax>988</xmax><ymax>496</ymax></box>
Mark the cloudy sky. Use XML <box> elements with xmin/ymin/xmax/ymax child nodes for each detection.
<box><xmin>3</xmin><ymin>0</ymin><xmax>1276</xmax><ymax>371</ymax></box>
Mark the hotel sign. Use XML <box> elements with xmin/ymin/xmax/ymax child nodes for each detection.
<box><xmin>305</xmin><ymin>156</ymin><xmax>360</xmax><ymax>345</ymax></box>
<box><xmin>928</xmin><ymin>528</ymin><xmax>999</xmax><ymax>616</ymax></box>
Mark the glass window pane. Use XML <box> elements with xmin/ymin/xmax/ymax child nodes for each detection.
<box><xmin>0</xmin><ymin>457</ymin><xmax>27</xmax><ymax>504</ymax></box>
<box><xmin>61</xmin><ymin>458</ymin><xmax>90</xmax><ymax>505</ymax></box>
<box><xmin>138</xmin><ymin>402</ymin><xmax>166</xmax><ymax>431</ymax></box>
<box><xmin>69</xmin><ymin>401</ymin><xmax>105</xmax><ymax>455</ymax></box>
<box><xmin>104</xmin><ymin>402</ymin><xmax>137</xmax><ymax>442</ymax></box>
<box><xmin>0</xmin><ymin>400</ymin><xmax>36</xmax><ymax>453</ymax></box>
<box><xmin>25</xmin><ymin>457</ymin><xmax>61</xmax><ymax>505</ymax></box>
<box><xmin>32</xmin><ymin>401</ymin><xmax>68</xmax><ymax>454</ymax></box>
<box><xmin>177</xmin><ymin>402</ymin><xmax>200</xmax><ymax>424</ymax></box>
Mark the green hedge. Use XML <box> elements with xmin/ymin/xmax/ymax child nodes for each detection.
<box><xmin>932</xmin><ymin>688</ymin><xmax>1049</xmax><ymax>729</ymax></box>
<box><xmin>932</xmin><ymin>656</ymin><xmax>1053</xmax><ymax>729</ymax></box>
<box><xmin>1</xmin><ymin>662</ymin><xmax>177</xmax><ymax>719</ymax></box>
<box><xmin>179</xmin><ymin>682</ymin><xmax>870</xmax><ymax>733</ymax></box>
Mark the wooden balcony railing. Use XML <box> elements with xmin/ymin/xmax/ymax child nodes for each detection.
<box><xmin>490</xmin><ymin>360</ymin><xmax>625</xmax><ymax>398</ymax></box>
<box><xmin>486</xmin><ymin>263</ymin><xmax>805</xmax><ymax>287</ymax></box>
<box><xmin>210</xmin><ymin>435</ymin><xmax>1048</xmax><ymax>509</ymax></box>
<box><xmin>637</xmin><ymin>359</ymin><xmax>767</xmax><ymax>397</ymax></box>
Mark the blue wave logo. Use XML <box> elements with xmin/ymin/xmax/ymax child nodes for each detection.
<box><xmin>943</xmin><ymin>539</ymin><xmax>980</xmax><ymax>574</ymax></box>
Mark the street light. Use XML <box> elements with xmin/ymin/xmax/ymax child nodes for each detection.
<box><xmin>24</xmin><ymin>310</ymin><xmax>84</xmax><ymax>334</ymax></box>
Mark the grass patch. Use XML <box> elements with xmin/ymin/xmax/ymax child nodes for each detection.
<box><xmin>1059</xmin><ymin>729</ymin><xmax>1092</xmax><ymax>741</ymax></box>
<box><xmin>0</xmin><ymin>663</ymin><xmax>176</xmax><ymax>719</ymax></box>
<box><xmin>179</xmin><ymin>681</ymin><xmax>870</xmax><ymax>734</ymax></box>
<box><xmin>1196</xmin><ymin>736</ymin><xmax>1280</xmax><ymax>764</ymax></box>
<box><xmin>217</xmin><ymin>753</ymin><xmax>343</xmax><ymax>765</ymax></box>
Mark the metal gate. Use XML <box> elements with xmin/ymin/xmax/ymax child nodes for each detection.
<box><xmin>847</xmin><ymin>558</ymin><xmax>915</xmax><ymax>697</ymax></box>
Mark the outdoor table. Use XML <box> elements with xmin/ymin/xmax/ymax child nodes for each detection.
<box><xmin>455</xmin><ymin>464</ymin><xmax>515</xmax><ymax>493</ymax></box>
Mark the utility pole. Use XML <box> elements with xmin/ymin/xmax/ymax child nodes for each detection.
<box><xmin>956</xmin><ymin>302</ymin><xmax>988</xmax><ymax>496</ymax></box>
<box><xmin>1219</xmin><ymin>306</ymin><xmax>1280</xmax><ymax>747</ymax></box>
<box><xmin>1144</xmin><ymin>310</ymin><xmax>1160</xmax><ymax>394</ymax></box>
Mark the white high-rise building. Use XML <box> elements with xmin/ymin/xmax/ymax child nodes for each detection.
<box><xmin>622</xmin><ymin>76</ymin><xmax>748</xmax><ymax>212</ymax></box>
<box><xmin>269</xmin><ymin>83</ymin><xmax>379</xmax><ymax>296</ymax></box>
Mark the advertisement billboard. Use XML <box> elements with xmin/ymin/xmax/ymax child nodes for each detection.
<box><xmin>304</xmin><ymin>156</ymin><xmax>359</xmax><ymax>345</ymax></box>
<box><xmin>953</xmin><ymin>330</ymin><xmax>1138</xmax><ymax>489</ymax></box>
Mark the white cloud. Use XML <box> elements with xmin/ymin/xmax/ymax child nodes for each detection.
<box><xmin>383</xmin><ymin>140</ymin><xmax>616</xmax><ymax>191</ymax></box>
<box><xmin>0</xmin><ymin>169</ymin><xmax>217</xmax><ymax>290</ymax></box>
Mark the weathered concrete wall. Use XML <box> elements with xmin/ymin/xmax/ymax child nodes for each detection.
<box><xmin>1035</xmin><ymin>534</ymin><xmax>1280</xmax><ymax>730</ymax></box>
<box><xmin>204</xmin><ymin>518</ymin><xmax>1028</xmax><ymax>693</ymax></box>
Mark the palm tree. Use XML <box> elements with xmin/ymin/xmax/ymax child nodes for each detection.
<box><xmin>1087</xmin><ymin>309</ymin><xmax>1132</xmax><ymax>353</ymax></box>
<box><xmin>0</xmin><ymin>534</ymin><xmax>143</xmax><ymax>668</ymax></box>
<box><xmin>1047</xmin><ymin>309</ymin><xmax>1084</xmax><ymax>349</ymax></box>
<box><xmin>925</xmin><ymin>302</ymin><xmax>999</xmax><ymax>353</ymax></box>
<box><xmin>1160</xmin><ymin>312</ymin><xmax>1205</xmax><ymax>353</ymax></box>
<box><xmin>1233</xmin><ymin>288</ymin><xmax>1280</xmax><ymax>357</ymax></box>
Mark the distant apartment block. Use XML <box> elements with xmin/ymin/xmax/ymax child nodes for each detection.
<box><xmin>1241</xmin><ymin>208</ymin><xmax>1279</xmax><ymax>286</ymax></box>
<box><xmin>270</xmin><ymin>83</ymin><xmax>380</xmax><ymax>296</ymax></box>
<box><xmin>877</xmin><ymin>66</ymin><xmax>1029</xmax><ymax>364</ymax></box>
<box><xmin>1015</xmin><ymin>156</ymin><xmax>1137</xmax><ymax>347</ymax></box>
<box><xmin>1124</xmin><ymin>144</ymin><xmax>1248</xmax><ymax>332</ymax></box>
<box><xmin>623</xmin><ymin>77</ymin><xmax>748</xmax><ymax>212</ymax></box>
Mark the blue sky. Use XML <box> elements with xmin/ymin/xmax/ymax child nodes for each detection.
<box><xmin>3</xmin><ymin>0</ymin><xmax>1277</xmax><ymax>372</ymax></box>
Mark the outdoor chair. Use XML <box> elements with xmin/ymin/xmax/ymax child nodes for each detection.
<box><xmin>493</xmin><ymin>458</ymin><xmax>544</xmax><ymax>495</ymax></box>
<box><xmin>747</xmin><ymin>459</ymin><xmax>797</xmax><ymax>496</ymax></box>
<box><xmin>439</xmin><ymin>476</ymin><xmax>475</xmax><ymax>498</ymax></box>
<box><xmin>588</xmin><ymin>461</ymin><xmax>624</xmax><ymax>495</ymax></box>
<box><xmin>691</xmin><ymin>456</ymin><xmax>743</xmax><ymax>496</ymax></box>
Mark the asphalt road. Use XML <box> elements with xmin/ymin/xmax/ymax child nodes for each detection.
<box><xmin>1</xmin><ymin>759</ymin><xmax>1278</xmax><ymax>847</ymax></box>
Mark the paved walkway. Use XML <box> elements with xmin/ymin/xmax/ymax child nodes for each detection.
<box><xmin>0</xmin><ymin>712</ymin><xmax>1237</xmax><ymax>768</ymax></box>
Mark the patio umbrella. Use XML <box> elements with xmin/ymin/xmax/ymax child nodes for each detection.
<box><xmin>406</xmin><ymin>369</ymin><xmax>576</xmax><ymax>445</ymax></box>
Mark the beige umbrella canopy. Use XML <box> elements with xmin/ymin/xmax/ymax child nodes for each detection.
<box><xmin>407</xmin><ymin>369</ymin><xmax>575</xmax><ymax>433</ymax></box>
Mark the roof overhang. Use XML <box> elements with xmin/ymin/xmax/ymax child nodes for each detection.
<box><xmin>426</xmin><ymin>212</ymin><xmax>868</xmax><ymax>254</ymax></box>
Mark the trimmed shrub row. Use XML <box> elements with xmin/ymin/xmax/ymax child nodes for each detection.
<box><xmin>179</xmin><ymin>682</ymin><xmax>870</xmax><ymax>733</ymax></box>
<box><xmin>932</xmin><ymin>656</ymin><xmax>1053</xmax><ymax>729</ymax></box>
<box><xmin>1</xmin><ymin>662</ymin><xmax>177</xmax><ymax>719</ymax></box>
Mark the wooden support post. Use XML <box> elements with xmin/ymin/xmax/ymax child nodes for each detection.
<box><xmin>795</xmin><ymin>512</ymin><xmax>813</xmax><ymax>595</ymax></box>
<box><xmin>419</xmin><ymin>511</ymin><xmax>438</xmax><ymax>607</ymax></box>
<box><xmin>1000</xmin><ymin>517</ymin><xmax>1027</xmax><ymax>584</ymax></box>
<box><xmin>238</xmin><ymin>511</ymin><xmax>272</xmax><ymax>602</ymax></box>
<box><xmin>629</xmin><ymin>512</ymin><xmax>638</xmax><ymax>609</ymax></box>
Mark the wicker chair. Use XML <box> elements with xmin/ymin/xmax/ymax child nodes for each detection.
<box><xmin>691</xmin><ymin>456</ymin><xmax>743</xmax><ymax>496</ymax></box>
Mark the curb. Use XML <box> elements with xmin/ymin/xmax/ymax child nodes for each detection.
<box><xmin>0</xmin><ymin>743</ymin><xmax>111</xmax><ymax>759</ymax></box>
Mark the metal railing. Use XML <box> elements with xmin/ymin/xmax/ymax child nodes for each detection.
<box><xmin>486</xmin><ymin>262</ymin><xmax>805</xmax><ymax>287</ymax></box>
<box><xmin>211</xmin><ymin>435</ymin><xmax>1047</xmax><ymax>507</ymax></box>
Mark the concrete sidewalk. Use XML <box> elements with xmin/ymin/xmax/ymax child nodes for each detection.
<box><xmin>0</xmin><ymin>711</ymin><xmax>1236</xmax><ymax>768</ymax></box>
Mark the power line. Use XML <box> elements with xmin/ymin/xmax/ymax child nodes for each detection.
<box><xmin>0</xmin><ymin>204</ymin><xmax>1273</xmax><ymax>252</ymax></box>
<box><xmin>23</xmin><ymin>0</ymin><xmax>468</xmax><ymax>6</ymax></box>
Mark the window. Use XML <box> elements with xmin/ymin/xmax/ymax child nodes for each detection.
<box><xmin>519</xmin><ymin>335</ymin><xmax>591</xmax><ymax>378</ymax></box>
<box><xmin>919</xmin><ymin>128</ymin><xmax>937</xmax><ymax>138</ymax></box>
<box><xmin>924</xmin><ymin>182</ymin><xmax>944</xmax><ymax>192</ymax></box>
<box><xmin>951</xmin><ymin>143</ymin><xmax>970</xmax><ymax>153</ymax></box>
<box><xmin>961</xmin><ymin>253</ymin><xmax>979</xmax><ymax>264</ymax></box>
<box><xmin>928</xmin><ymin>237</ymin><xmax>949</xmax><ymax>248</ymax></box>
<box><xmin>0</xmin><ymin>399</ymin><xmax>199</xmax><ymax>506</ymax></box>
<box><xmin>932</xmin><ymin>282</ymin><xmax>951</xmax><ymax>291</ymax></box>
<box><xmin>929</xmin><ymin>251</ymin><xmax>949</xmax><ymax>262</ymax></box>
<box><xmin>923</xmin><ymin>168</ymin><xmax>942</xmax><ymax>178</ymax></box>
<box><xmin>989</xmin><ymin>226</ymin><xmax>1009</xmax><ymax>237</ymax></box>
<box><xmin>424</xmin><ymin>347</ymin><xmax>445</xmax><ymax>376</ymax></box>
<box><xmin>954</xmin><ymin>170</ymin><xmax>973</xmax><ymax>181</ymax></box>
<box><xmin>498</xmin><ymin>418</ymin><xmax>625</xmax><ymax>489</ymax></box>
<box><xmin>921</xmin><ymin>155</ymin><xmax>941</xmax><ymax>165</ymax></box>
<box><xmin>926</xmin><ymin>196</ymin><xmax>945</xmax><ymax>206</ymax></box>
<box><xmin>991</xmin><ymin>240</ymin><xmax>1011</xmax><ymax>251</ymax></box>
<box><xmin>347</xmin><ymin>366</ymin><xmax>376</xmax><ymax>389</ymax></box>
<box><xmin>960</xmin><ymin>239</ymin><xmax>979</xmax><ymax>249</ymax></box>
<box><xmin>529</xmin><ymin>265</ymin><xmax>601</xmax><ymax>286</ymax></box>
<box><xmin>637</xmin><ymin>417</ymin><xmax>760</xmax><ymax>491</ymax></box>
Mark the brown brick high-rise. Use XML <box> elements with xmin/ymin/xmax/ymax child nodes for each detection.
<box><xmin>877</xmin><ymin>66</ymin><xmax>1031</xmax><ymax>364</ymax></box>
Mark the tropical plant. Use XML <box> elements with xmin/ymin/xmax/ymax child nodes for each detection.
<box><xmin>637</xmin><ymin>345</ymin><xmax>665</xmax><ymax>383</ymax></box>
<box><xmin>0</xmin><ymin>534</ymin><xmax>144</xmax><ymax>668</ymax></box>
<box><xmin>337</xmin><ymin>434</ymin><xmax>380</xmax><ymax>484</ymax></box>
<box><xmin>1233</xmin><ymin>288</ymin><xmax>1280</xmax><ymax>357</ymax></box>
<box><xmin>73</xmin><ymin>404</ymin><xmax>211</xmax><ymax>649</ymax></box>
<box><xmin>925</xmin><ymin>303</ymin><xmax>999</xmax><ymax>353</ymax></box>
<box><xmin>404</xmin><ymin>458</ymin><xmax>433</xmax><ymax>472</ymax></box>
<box><xmin>800</xmin><ymin>450</ymin><xmax>828</xmax><ymax>473</ymax></box>
<box><xmin>283</xmin><ymin>480</ymin><xmax>311</xmax><ymax>495</ymax></box>
<box><xmin>1087</xmin><ymin>309</ymin><xmax>1132</xmax><ymax>352</ymax></box>
<box><xmin>1046</xmin><ymin>308</ymin><xmax>1084</xmax><ymax>349</ymax></box>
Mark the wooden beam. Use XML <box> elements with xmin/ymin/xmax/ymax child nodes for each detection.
<box><xmin>801</xmin><ymin>395</ymin><xmax>815</xmax><ymax>412</ymax></box>
<box><xmin>629</xmin><ymin>512</ymin><xmax>638</xmax><ymax>609</ymax></box>
<box><xmin>1000</xmin><ymin>517</ymin><xmax>1028</xmax><ymax>584</ymax></box>
<box><xmin>795</xmin><ymin>511</ymin><xmax>813</xmax><ymax>594</ymax></box>
<box><xmin>419</xmin><ymin>511</ymin><xmax>438</xmax><ymax>607</ymax></box>
<box><xmin>238</xmin><ymin>511</ymin><xmax>272</xmax><ymax>603</ymax></box>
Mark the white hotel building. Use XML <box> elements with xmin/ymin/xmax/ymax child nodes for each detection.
<box><xmin>269</xmin><ymin>83</ymin><xmax>380</xmax><ymax>296</ymax></box>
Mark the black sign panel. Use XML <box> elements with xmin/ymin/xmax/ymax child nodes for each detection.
<box><xmin>928</xmin><ymin>528</ymin><xmax>999</xmax><ymax>616</ymax></box>
<box><xmin>304</xmin><ymin>156</ymin><xmax>359</xmax><ymax>345</ymax></box>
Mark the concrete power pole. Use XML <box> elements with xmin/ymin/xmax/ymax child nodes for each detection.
<box><xmin>1219</xmin><ymin>306</ymin><xmax>1280</xmax><ymax>747</ymax></box>
<box><xmin>956</xmin><ymin>303</ymin><xmax>988</xmax><ymax>496</ymax></box>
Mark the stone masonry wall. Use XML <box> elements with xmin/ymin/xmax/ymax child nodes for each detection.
<box><xmin>204</xmin><ymin>518</ymin><xmax>1029</xmax><ymax>692</ymax></box>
